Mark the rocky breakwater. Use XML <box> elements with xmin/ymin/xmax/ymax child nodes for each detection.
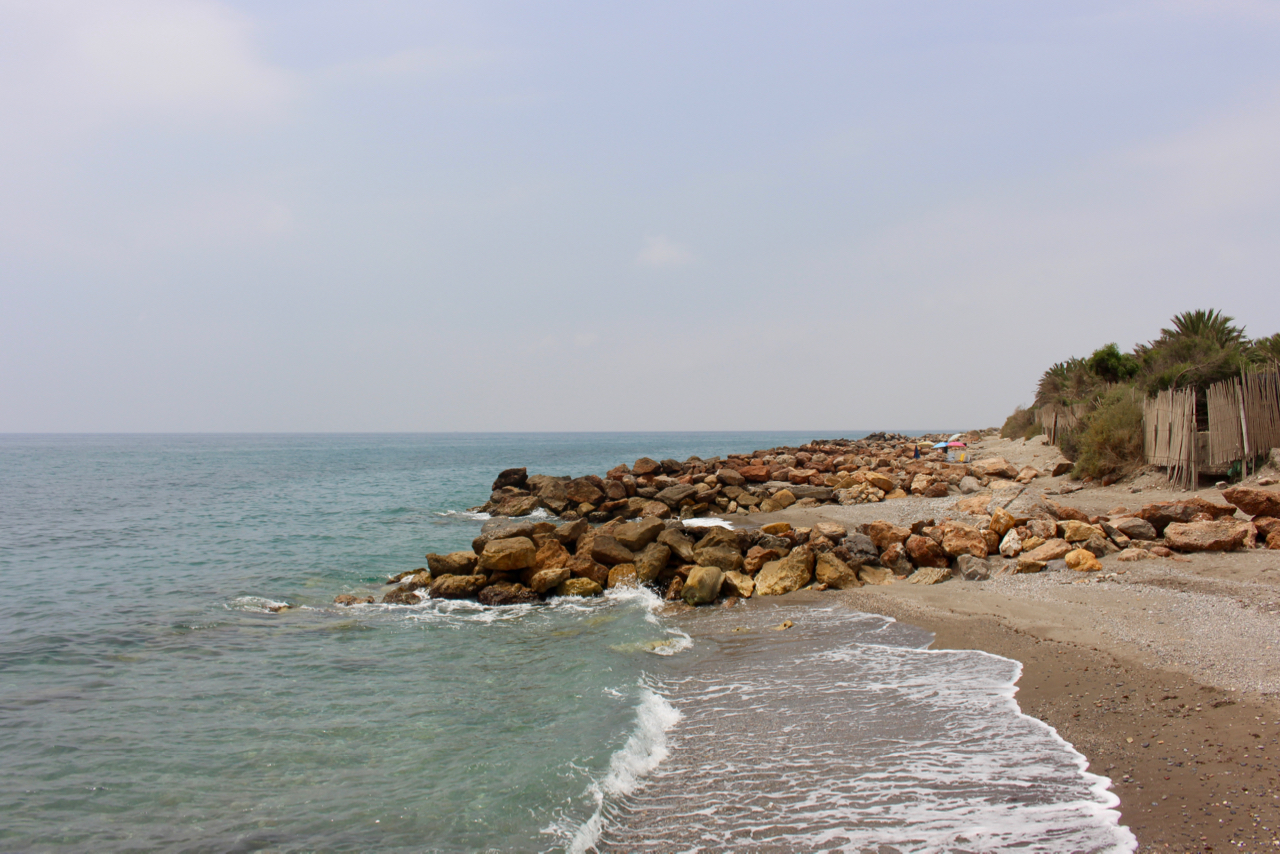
<box><xmin>471</xmin><ymin>432</ymin><xmax>1063</xmax><ymax>525</ymax></box>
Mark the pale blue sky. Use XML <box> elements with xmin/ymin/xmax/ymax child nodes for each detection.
<box><xmin>2</xmin><ymin>1</ymin><xmax>1278</xmax><ymax>431</ymax></box>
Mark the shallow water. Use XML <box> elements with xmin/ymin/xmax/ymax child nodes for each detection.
<box><xmin>0</xmin><ymin>433</ymin><xmax>1133</xmax><ymax>852</ymax></box>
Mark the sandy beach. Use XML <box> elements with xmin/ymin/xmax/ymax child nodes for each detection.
<box><xmin>752</xmin><ymin>435</ymin><xmax>1280</xmax><ymax>852</ymax></box>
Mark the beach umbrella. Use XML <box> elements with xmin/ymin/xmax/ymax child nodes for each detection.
<box><xmin>947</xmin><ymin>442</ymin><xmax>966</xmax><ymax>447</ymax></box>
<box><xmin>932</xmin><ymin>442</ymin><xmax>948</xmax><ymax>448</ymax></box>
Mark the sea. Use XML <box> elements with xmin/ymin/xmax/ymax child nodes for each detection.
<box><xmin>0</xmin><ymin>433</ymin><xmax>1136</xmax><ymax>853</ymax></box>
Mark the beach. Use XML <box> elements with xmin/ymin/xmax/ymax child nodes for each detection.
<box><xmin>750</xmin><ymin>435</ymin><xmax>1280</xmax><ymax>852</ymax></box>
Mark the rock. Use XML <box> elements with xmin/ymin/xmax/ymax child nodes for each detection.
<box><xmin>770</xmin><ymin>488</ymin><xmax>797</xmax><ymax>509</ymax></box>
<box><xmin>999</xmin><ymin>529</ymin><xmax>1022</xmax><ymax>557</ymax></box>
<box><xmin>1049</xmin><ymin>461</ymin><xmax>1073</xmax><ymax>477</ymax></box>
<box><xmin>859</xmin><ymin>565</ymin><xmax>896</xmax><ymax>585</ymax></box>
<box><xmin>1016</xmin><ymin>558</ymin><xmax>1046</xmax><ymax>573</ymax></box>
<box><xmin>973</xmin><ymin>457</ymin><xmax>1018</xmax><ymax>479</ymax></box>
<box><xmin>813</xmin><ymin>522</ymin><xmax>847</xmax><ymax>541</ymax></box>
<box><xmin>427</xmin><ymin>551</ymin><xmax>479</xmax><ymax>576</ymax></box>
<box><xmin>1064</xmin><ymin>548</ymin><xmax>1102</xmax><ymax>572</ymax></box>
<box><xmin>656</xmin><ymin>484</ymin><xmax>699</xmax><ymax>509</ymax></box>
<box><xmin>955</xmin><ymin>554</ymin><xmax>990</xmax><ymax>580</ymax></box>
<box><xmin>478</xmin><ymin>582</ymin><xmax>540</xmax><ymax>606</ymax></box>
<box><xmin>523</xmin><ymin>566</ymin><xmax>570</xmax><ymax>593</ymax></box>
<box><xmin>474</xmin><ymin>518</ymin><xmax>540</xmax><ymax>552</ymax></box>
<box><xmin>531</xmin><ymin>478</ymin><xmax>570</xmax><ymax>514</ymax></box>
<box><xmin>941</xmin><ymin>524</ymin><xmax>987</xmax><ymax>558</ymax></box>
<box><xmin>864</xmin><ymin>520</ymin><xmax>911</xmax><ymax>550</ymax></box>
<box><xmin>1020</xmin><ymin>535</ymin><xmax>1046</xmax><ymax>552</ymax></box>
<box><xmin>683</xmin><ymin>565</ymin><xmax>724</xmax><ymax>605</ymax></box>
<box><xmin>716</xmin><ymin>467</ymin><xmax>746</xmax><ymax>486</ymax></box>
<box><xmin>744</xmin><ymin>545</ymin><xmax>781</xmax><ymax>575</ymax></box>
<box><xmin>692</xmin><ymin>546</ymin><xmax>744</xmax><ymax>574</ymax></box>
<box><xmin>989</xmin><ymin>507</ymin><xmax>1016</xmax><ymax>538</ymax></box>
<box><xmin>555</xmin><ymin>578</ymin><xmax>604</xmax><ymax>597</ymax></box>
<box><xmin>429</xmin><ymin>574</ymin><xmax>488</xmax><ymax>599</ymax></box>
<box><xmin>665</xmin><ymin>576</ymin><xmax>684</xmax><ymax>600</ymax></box>
<box><xmin>1222</xmin><ymin>486</ymin><xmax>1280</xmax><ymax>518</ymax></box>
<box><xmin>721</xmin><ymin>570</ymin><xmax>755</xmax><ymax>598</ymax></box>
<box><xmin>908</xmin><ymin>566</ymin><xmax>951</xmax><ymax>585</ymax></box>
<box><xmin>1058</xmin><ymin>520</ymin><xmax>1098</xmax><ymax>543</ymax></box>
<box><xmin>955</xmin><ymin>494</ymin><xmax>993</xmax><ymax>515</ymax></box>
<box><xmin>843</xmin><ymin>533</ymin><xmax>879</xmax><ymax>565</ymax></box>
<box><xmin>632</xmin><ymin>457</ymin><xmax>661</xmax><ymax>476</ymax></box>
<box><xmin>397</xmin><ymin>570</ymin><xmax>434</xmax><ymax>591</ymax></box>
<box><xmin>740</xmin><ymin>465</ymin><xmax>771</xmax><ymax>482</ymax></box>
<box><xmin>478</xmin><ymin>537</ymin><xmax>538</xmax><ymax>573</ymax></box>
<box><xmin>865</xmin><ymin>471</ymin><xmax>895</xmax><ymax>492</ymax></box>
<box><xmin>922</xmin><ymin>481</ymin><xmax>950</xmax><ymax>498</ymax></box>
<box><xmin>639</xmin><ymin>500</ymin><xmax>672</xmax><ymax>519</ymax></box>
<box><xmin>879</xmin><ymin>541</ymin><xmax>913</xmax><ymax>574</ymax></box>
<box><xmin>815</xmin><ymin>552</ymin><xmax>861</xmax><ymax>589</ymax></box>
<box><xmin>1135</xmin><ymin>498</ymin><xmax>1236</xmax><ymax>533</ymax></box>
<box><xmin>491</xmin><ymin>495</ymin><xmax>544</xmax><ymax>517</ymax></box>
<box><xmin>534</xmin><ymin>538</ymin><xmax>571</xmax><ymax>571</ymax></box>
<box><xmin>1022</xmin><ymin>538</ymin><xmax>1072</xmax><ymax>562</ymax></box>
<box><xmin>1110</xmin><ymin>516</ymin><xmax>1157</xmax><ymax>541</ymax></box>
<box><xmin>696</xmin><ymin>527</ymin><xmax>749</xmax><ymax>553</ymax></box>
<box><xmin>633</xmin><ymin>542</ymin><xmax>671</xmax><ymax>583</ymax></box>
<box><xmin>788</xmin><ymin>484</ymin><xmax>834</xmax><ymax>501</ymax></box>
<box><xmin>1043</xmin><ymin>498</ymin><xmax>1090</xmax><ymax>523</ymax></box>
<box><xmin>590</xmin><ymin>535</ymin><xmax>635</xmax><ymax>566</ymax></box>
<box><xmin>555</xmin><ymin>518</ymin><xmax>589</xmax><ymax>545</ymax></box>
<box><xmin>613</xmin><ymin>517</ymin><xmax>667</xmax><ymax>551</ymax></box>
<box><xmin>761</xmin><ymin>522</ymin><xmax>793</xmax><ymax>536</ymax></box>
<box><xmin>958</xmin><ymin>476</ymin><xmax>983</xmax><ymax>494</ymax></box>
<box><xmin>607</xmin><ymin>563</ymin><xmax>639</xmax><ymax>589</ymax></box>
<box><xmin>657</xmin><ymin>528</ymin><xmax>697</xmax><ymax>562</ymax></box>
<box><xmin>566</xmin><ymin>554</ymin><xmax>611</xmax><ymax>587</ymax></box>
<box><xmin>564</xmin><ymin>478</ymin><xmax>605</xmax><ymax>506</ymax></box>
<box><xmin>755</xmin><ymin>546</ymin><xmax>815</xmax><ymax>596</ymax></box>
<box><xmin>1016</xmin><ymin>466</ymin><xmax>1042</xmax><ymax>483</ymax></box>
<box><xmin>1081</xmin><ymin>532</ymin><xmax>1115</xmax><ymax>557</ymax></box>
<box><xmin>491</xmin><ymin>467</ymin><xmax>528</xmax><ymax>491</ymax></box>
<box><xmin>1116</xmin><ymin>548</ymin><xmax>1156</xmax><ymax>562</ymax></box>
<box><xmin>1268</xmin><ymin>532</ymin><xmax>1280</xmax><ymax>550</ymax></box>
<box><xmin>1251</xmin><ymin>516</ymin><xmax>1280</xmax><ymax>539</ymax></box>
<box><xmin>1164</xmin><ymin>519</ymin><xmax>1251</xmax><ymax>552</ymax></box>
<box><xmin>382</xmin><ymin>587</ymin><xmax>422</xmax><ymax>605</ymax></box>
<box><xmin>905</xmin><ymin>534</ymin><xmax>949</xmax><ymax>568</ymax></box>
<box><xmin>334</xmin><ymin>593</ymin><xmax>375</xmax><ymax>606</ymax></box>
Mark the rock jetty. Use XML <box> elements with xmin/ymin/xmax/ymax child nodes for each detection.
<box><xmin>335</xmin><ymin>436</ymin><xmax>1280</xmax><ymax>608</ymax></box>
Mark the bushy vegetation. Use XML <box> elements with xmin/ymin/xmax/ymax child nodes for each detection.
<box><xmin>1002</xmin><ymin>308</ymin><xmax>1278</xmax><ymax>480</ymax></box>
<box><xmin>1070</xmin><ymin>388</ymin><xmax>1145</xmax><ymax>480</ymax></box>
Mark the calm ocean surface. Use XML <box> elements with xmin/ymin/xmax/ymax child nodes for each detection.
<box><xmin>0</xmin><ymin>433</ymin><xmax>1135</xmax><ymax>853</ymax></box>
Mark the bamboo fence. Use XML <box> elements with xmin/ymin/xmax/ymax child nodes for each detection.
<box><xmin>1037</xmin><ymin>402</ymin><xmax>1088</xmax><ymax>446</ymax></box>
<box><xmin>1144</xmin><ymin>367</ymin><xmax>1280</xmax><ymax>486</ymax></box>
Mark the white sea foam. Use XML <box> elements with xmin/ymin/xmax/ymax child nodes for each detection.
<box><xmin>433</xmin><ymin>509</ymin><xmax>491</xmax><ymax>521</ymax></box>
<box><xmin>681</xmin><ymin>516</ymin><xmax>733</xmax><ymax>528</ymax></box>
<box><xmin>561</xmin><ymin>686</ymin><xmax>682</xmax><ymax>854</ymax></box>
<box><xmin>226</xmin><ymin>596</ymin><xmax>290</xmax><ymax>613</ymax></box>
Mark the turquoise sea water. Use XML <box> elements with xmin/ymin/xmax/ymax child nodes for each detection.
<box><xmin>0</xmin><ymin>434</ymin><xmax>1136</xmax><ymax>853</ymax></box>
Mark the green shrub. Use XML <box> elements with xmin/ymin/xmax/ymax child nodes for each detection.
<box><xmin>1022</xmin><ymin>420</ymin><xmax>1044</xmax><ymax>440</ymax></box>
<box><xmin>1071</xmin><ymin>388</ymin><xmax>1145</xmax><ymax>480</ymax></box>
<box><xmin>1000</xmin><ymin>407</ymin><xmax>1036</xmax><ymax>439</ymax></box>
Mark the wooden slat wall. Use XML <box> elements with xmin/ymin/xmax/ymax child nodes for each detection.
<box><xmin>1242</xmin><ymin>369</ymin><xmax>1280</xmax><ymax>457</ymax></box>
<box><xmin>1206</xmin><ymin>378</ymin><xmax>1243</xmax><ymax>467</ymax></box>
<box><xmin>1144</xmin><ymin>387</ymin><xmax>1197</xmax><ymax>488</ymax></box>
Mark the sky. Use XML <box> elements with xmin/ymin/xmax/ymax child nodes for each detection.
<box><xmin>2</xmin><ymin>0</ymin><xmax>1278</xmax><ymax>432</ymax></box>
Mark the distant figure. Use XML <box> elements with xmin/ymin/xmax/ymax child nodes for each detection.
<box><xmin>913</xmin><ymin>445</ymin><xmax>920</xmax><ymax>459</ymax></box>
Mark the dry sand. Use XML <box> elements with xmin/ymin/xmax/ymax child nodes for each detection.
<box><xmin>752</xmin><ymin>434</ymin><xmax>1280</xmax><ymax>852</ymax></box>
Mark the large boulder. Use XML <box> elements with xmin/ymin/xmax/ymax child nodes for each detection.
<box><xmin>534</xmin><ymin>479</ymin><xmax>570</xmax><ymax>514</ymax></box>
<box><xmin>607</xmin><ymin>564</ymin><xmax>639</xmax><ymax>589</ymax></box>
<box><xmin>1022</xmin><ymin>538</ymin><xmax>1073</xmax><ymax>562</ymax></box>
<box><xmin>491</xmin><ymin>467</ymin><xmax>528</xmax><ymax>491</ymax></box>
<box><xmin>941</xmin><ymin>524</ymin><xmax>987</xmax><ymax>558</ymax></box>
<box><xmin>632</xmin><ymin>457</ymin><xmax>661</xmax><ymax>476</ymax></box>
<box><xmin>859</xmin><ymin>565</ymin><xmax>896</xmax><ymax>585</ymax></box>
<box><xmin>716</xmin><ymin>467</ymin><xmax>746</xmax><ymax>486</ymax></box>
<box><xmin>696</xmin><ymin>527</ymin><xmax>749</xmax><ymax>553</ymax></box>
<box><xmin>989</xmin><ymin>507</ymin><xmax>1016</xmax><ymax>538</ymax></box>
<box><xmin>1043</xmin><ymin>498</ymin><xmax>1090</xmax><ymax>523</ymax></box>
<box><xmin>555</xmin><ymin>578</ymin><xmax>604</xmax><ymax>597</ymax></box>
<box><xmin>1135</xmin><ymin>498</ymin><xmax>1235</xmax><ymax>533</ymax></box>
<box><xmin>843</xmin><ymin>532</ymin><xmax>879</xmax><ymax>565</ymax></box>
<box><xmin>1222</xmin><ymin>486</ymin><xmax>1280</xmax><ymax>519</ymax></box>
<box><xmin>683</xmin><ymin>566</ymin><xmax>724</xmax><ymax>605</ymax></box>
<box><xmin>564</xmin><ymin>478</ymin><xmax>605</xmax><ymax>506</ymax></box>
<box><xmin>523</xmin><ymin>566</ymin><xmax>570</xmax><ymax>593</ymax></box>
<box><xmin>973</xmin><ymin>457</ymin><xmax>1018</xmax><ymax>479</ymax></box>
<box><xmin>478</xmin><ymin>537</ymin><xmax>537</xmax><ymax>573</ymax></box>
<box><xmin>692</xmin><ymin>546</ymin><xmax>744</xmax><ymax>574</ymax></box>
<box><xmin>813</xmin><ymin>522</ymin><xmax>848</xmax><ymax>541</ymax></box>
<box><xmin>864</xmin><ymin>471</ymin><xmax>895</xmax><ymax>492</ymax></box>
<box><xmin>429</xmin><ymin>574</ymin><xmax>488</xmax><ymax>599</ymax></box>
<box><xmin>613</xmin><ymin>517</ymin><xmax>667</xmax><ymax>551</ymax></box>
<box><xmin>590</xmin><ymin>535</ymin><xmax>635</xmax><ymax>566</ymax></box>
<box><xmin>1058</xmin><ymin>520</ymin><xmax>1098</xmax><ymax>543</ymax></box>
<box><xmin>491</xmin><ymin>495</ymin><xmax>544</xmax><ymax>518</ymax></box>
<box><xmin>755</xmin><ymin>546</ymin><xmax>815</xmax><ymax>596</ymax></box>
<box><xmin>721</xmin><ymin>570</ymin><xmax>755</xmax><ymax>598</ymax></box>
<box><xmin>815</xmin><ymin>552</ymin><xmax>861</xmax><ymax>589</ymax></box>
<box><xmin>999</xmin><ymin>529</ymin><xmax>1022</xmax><ymax>558</ymax></box>
<box><xmin>656</xmin><ymin>484</ymin><xmax>699</xmax><ymax>509</ymax></box>
<box><xmin>864</xmin><ymin>520</ymin><xmax>911</xmax><ymax>551</ymax></box>
<box><xmin>955</xmin><ymin>554</ymin><xmax>991</xmax><ymax>580</ymax></box>
<box><xmin>534</xmin><ymin>538</ymin><xmax>571</xmax><ymax>571</ymax></box>
<box><xmin>1110</xmin><ymin>516</ymin><xmax>1158</xmax><ymax>541</ymax></box>
<box><xmin>478</xmin><ymin>582</ymin><xmax>540</xmax><ymax>606</ymax></box>
<box><xmin>657</xmin><ymin>528</ymin><xmax>697</xmax><ymax>562</ymax></box>
<box><xmin>739</xmin><ymin>465</ymin><xmax>771</xmax><ymax>482</ymax></box>
<box><xmin>335</xmin><ymin>593</ymin><xmax>375</xmax><ymax>606</ymax></box>
<box><xmin>427</xmin><ymin>551</ymin><xmax>479</xmax><ymax>577</ymax></box>
<box><xmin>633</xmin><ymin>542</ymin><xmax>672</xmax><ymax>583</ymax></box>
<box><xmin>908</xmin><ymin>566</ymin><xmax>951</xmax><ymax>585</ymax></box>
<box><xmin>905</xmin><ymin>534</ymin><xmax>949</xmax><ymax>568</ymax></box>
<box><xmin>1164</xmin><ymin>519</ymin><xmax>1251</xmax><ymax>552</ymax></box>
<box><xmin>879</xmin><ymin>542</ymin><xmax>913</xmax><ymax>574</ymax></box>
<box><xmin>1253</xmin><ymin>517</ymin><xmax>1280</xmax><ymax>539</ymax></box>
<box><xmin>744</xmin><ymin>545</ymin><xmax>782</xmax><ymax>575</ymax></box>
<box><xmin>554</xmin><ymin>517</ymin><xmax>589</xmax><ymax>545</ymax></box>
<box><xmin>566</xmin><ymin>554</ymin><xmax>611</xmax><ymax>587</ymax></box>
<box><xmin>1064</xmin><ymin>548</ymin><xmax>1102</xmax><ymax>572</ymax></box>
<box><xmin>382</xmin><ymin>587</ymin><xmax>422</xmax><ymax>605</ymax></box>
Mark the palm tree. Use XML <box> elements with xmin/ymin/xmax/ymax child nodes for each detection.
<box><xmin>1159</xmin><ymin>309</ymin><xmax>1247</xmax><ymax>348</ymax></box>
